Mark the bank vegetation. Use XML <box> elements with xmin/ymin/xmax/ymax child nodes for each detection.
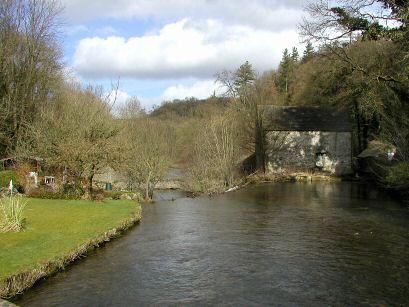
<box><xmin>0</xmin><ymin>0</ymin><xmax>408</xmax><ymax>200</ymax></box>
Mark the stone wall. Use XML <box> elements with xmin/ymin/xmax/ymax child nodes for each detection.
<box><xmin>264</xmin><ymin>131</ymin><xmax>352</xmax><ymax>175</ymax></box>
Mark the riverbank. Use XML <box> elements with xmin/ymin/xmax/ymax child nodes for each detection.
<box><xmin>0</xmin><ymin>198</ymin><xmax>141</xmax><ymax>299</ymax></box>
<box><xmin>158</xmin><ymin>170</ymin><xmax>349</xmax><ymax>197</ymax></box>
<box><xmin>216</xmin><ymin>171</ymin><xmax>346</xmax><ymax>196</ymax></box>
<box><xmin>245</xmin><ymin>171</ymin><xmax>346</xmax><ymax>184</ymax></box>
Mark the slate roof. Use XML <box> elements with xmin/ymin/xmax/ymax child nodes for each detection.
<box><xmin>259</xmin><ymin>105</ymin><xmax>351</xmax><ymax>132</ymax></box>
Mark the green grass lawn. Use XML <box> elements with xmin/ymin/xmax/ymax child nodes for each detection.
<box><xmin>0</xmin><ymin>198</ymin><xmax>140</xmax><ymax>281</ymax></box>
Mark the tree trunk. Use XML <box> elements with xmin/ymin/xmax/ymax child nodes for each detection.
<box><xmin>87</xmin><ymin>174</ymin><xmax>94</xmax><ymax>200</ymax></box>
<box><xmin>87</xmin><ymin>164</ymin><xmax>96</xmax><ymax>200</ymax></box>
<box><xmin>145</xmin><ymin>172</ymin><xmax>152</xmax><ymax>201</ymax></box>
<box><xmin>255</xmin><ymin>115</ymin><xmax>265</xmax><ymax>173</ymax></box>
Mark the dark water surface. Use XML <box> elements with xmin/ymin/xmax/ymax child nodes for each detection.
<box><xmin>15</xmin><ymin>182</ymin><xmax>409</xmax><ymax>306</ymax></box>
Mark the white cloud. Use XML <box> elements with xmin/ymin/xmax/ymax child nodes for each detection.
<box><xmin>129</xmin><ymin>80</ymin><xmax>223</xmax><ymax>111</ymax></box>
<box><xmin>162</xmin><ymin>80</ymin><xmax>222</xmax><ymax>101</ymax></box>
<box><xmin>139</xmin><ymin>97</ymin><xmax>162</xmax><ymax>111</ymax></box>
<box><xmin>65</xmin><ymin>0</ymin><xmax>307</xmax><ymax>108</ymax></box>
<box><xmin>61</xmin><ymin>0</ymin><xmax>305</xmax><ymax>31</ymax></box>
<box><xmin>74</xmin><ymin>19</ymin><xmax>301</xmax><ymax>80</ymax></box>
<box><xmin>106</xmin><ymin>89</ymin><xmax>132</xmax><ymax>115</ymax></box>
<box><xmin>109</xmin><ymin>89</ymin><xmax>131</xmax><ymax>106</ymax></box>
<box><xmin>132</xmin><ymin>80</ymin><xmax>224</xmax><ymax>110</ymax></box>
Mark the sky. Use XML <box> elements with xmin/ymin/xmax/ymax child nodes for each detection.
<box><xmin>60</xmin><ymin>0</ymin><xmax>307</xmax><ymax>110</ymax></box>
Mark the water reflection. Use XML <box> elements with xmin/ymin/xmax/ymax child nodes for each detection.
<box><xmin>15</xmin><ymin>182</ymin><xmax>409</xmax><ymax>306</ymax></box>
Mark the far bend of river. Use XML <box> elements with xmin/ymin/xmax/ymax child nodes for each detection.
<box><xmin>15</xmin><ymin>182</ymin><xmax>409</xmax><ymax>306</ymax></box>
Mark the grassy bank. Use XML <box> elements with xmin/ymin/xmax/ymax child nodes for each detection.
<box><xmin>0</xmin><ymin>198</ymin><xmax>141</xmax><ymax>298</ymax></box>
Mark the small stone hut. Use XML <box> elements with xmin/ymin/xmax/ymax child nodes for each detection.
<box><xmin>256</xmin><ymin>106</ymin><xmax>352</xmax><ymax>175</ymax></box>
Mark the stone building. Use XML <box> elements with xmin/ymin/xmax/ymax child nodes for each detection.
<box><xmin>256</xmin><ymin>106</ymin><xmax>352</xmax><ymax>176</ymax></box>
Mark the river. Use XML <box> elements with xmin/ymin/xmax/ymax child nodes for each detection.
<box><xmin>15</xmin><ymin>182</ymin><xmax>409</xmax><ymax>306</ymax></box>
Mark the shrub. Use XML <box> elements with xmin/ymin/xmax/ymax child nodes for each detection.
<box><xmin>103</xmin><ymin>190</ymin><xmax>143</xmax><ymax>201</ymax></box>
<box><xmin>27</xmin><ymin>184</ymin><xmax>84</xmax><ymax>200</ymax></box>
<box><xmin>386</xmin><ymin>162</ymin><xmax>409</xmax><ymax>188</ymax></box>
<box><xmin>27</xmin><ymin>187</ymin><xmax>62</xmax><ymax>199</ymax></box>
<box><xmin>61</xmin><ymin>183</ymin><xmax>84</xmax><ymax>199</ymax></box>
<box><xmin>16</xmin><ymin>162</ymin><xmax>36</xmax><ymax>192</ymax></box>
<box><xmin>0</xmin><ymin>196</ymin><xmax>27</xmax><ymax>232</ymax></box>
<box><xmin>0</xmin><ymin>171</ymin><xmax>23</xmax><ymax>192</ymax></box>
<box><xmin>103</xmin><ymin>190</ymin><xmax>123</xmax><ymax>200</ymax></box>
<box><xmin>93</xmin><ymin>192</ymin><xmax>105</xmax><ymax>202</ymax></box>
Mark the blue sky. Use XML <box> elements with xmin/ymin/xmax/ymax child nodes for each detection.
<box><xmin>60</xmin><ymin>0</ymin><xmax>306</xmax><ymax>110</ymax></box>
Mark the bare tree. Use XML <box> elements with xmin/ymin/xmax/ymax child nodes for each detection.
<box><xmin>300</xmin><ymin>0</ymin><xmax>407</xmax><ymax>44</ymax></box>
<box><xmin>120</xmin><ymin>118</ymin><xmax>175</xmax><ymax>201</ymax></box>
<box><xmin>117</xmin><ymin>97</ymin><xmax>146</xmax><ymax>119</ymax></box>
<box><xmin>188</xmin><ymin>115</ymin><xmax>240</xmax><ymax>191</ymax></box>
<box><xmin>0</xmin><ymin>0</ymin><xmax>63</xmax><ymax>156</ymax></box>
<box><xmin>216</xmin><ymin>61</ymin><xmax>280</xmax><ymax>155</ymax></box>
<box><xmin>27</xmin><ymin>83</ymin><xmax>120</xmax><ymax>199</ymax></box>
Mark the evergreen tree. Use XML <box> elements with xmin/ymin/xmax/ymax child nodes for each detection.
<box><xmin>233</xmin><ymin>61</ymin><xmax>256</xmax><ymax>92</ymax></box>
<box><xmin>291</xmin><ymin>47</ymin><xmax>299</xmax><ymax>63</ymax></box>
<box><xmin>216</xmin><ymin>61</ymin><xmax>256</xmax><ymax>98</ymax></box>
<box><xmin>278</xmin><ymin>48</ymin><xmax>300</xmax><ymax>95</ymax></box>
<box><xmin>302</xmin><ymin>41</ymin><xmax>314</xmax><ymax>62</ymax></box>
<box><xmin>278</xmin><ymin>48</ymin><xmax>292</xmax><ymax>93</ymax></box>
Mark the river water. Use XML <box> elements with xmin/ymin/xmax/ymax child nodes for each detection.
<box><xmin>15</xmin><ymin>182</ymin><xmax>409</xmax><ymax>306</ymax></box>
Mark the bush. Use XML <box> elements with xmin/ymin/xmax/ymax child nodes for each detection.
<box><xmin>61</xmin><ymin>183</ymin><xmax>85</xmax><ymax>199</ymax></box>
<box><xmin>103</xmin><ymin>190</ymin><xmax>123</xmax><ymax>200</ymax></box>
<box><xmin>27</xmin><ymin>184</ymin><xmax>84</xmax><ymax>200</ymax></box>
<box><xmin>93</xmin><ymin>192</ymin><xmax>105</xmax><ymax>202</ymax></box>
<box><xmin>0</xmin><ymin>196</ymin><xmax>27</xmax><ymax>232</ymax></box>
<box><xmin>103</xmin><ymin>190</ymin><xmax>143</xmax><ymax>201</ymax></box>
<box><xmin>0</xmin><ymin>171</ymin><xmax>23</xmax><ymax>192</ymax></box>
<box><xmin>27</xmin><ymin>187</ymin><xmax>62</xmax><ymax>199</ymax></box>
<box><xmin>386</xmin><ymin>162</ymin><xmax>409</xmax><ymax>188</ymax></box>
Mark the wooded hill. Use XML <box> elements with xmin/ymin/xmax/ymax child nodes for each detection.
<box><xmin>1</xmin><ymin>0</ymin><xmax>408</xmax><ymax>199</ymax></box>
